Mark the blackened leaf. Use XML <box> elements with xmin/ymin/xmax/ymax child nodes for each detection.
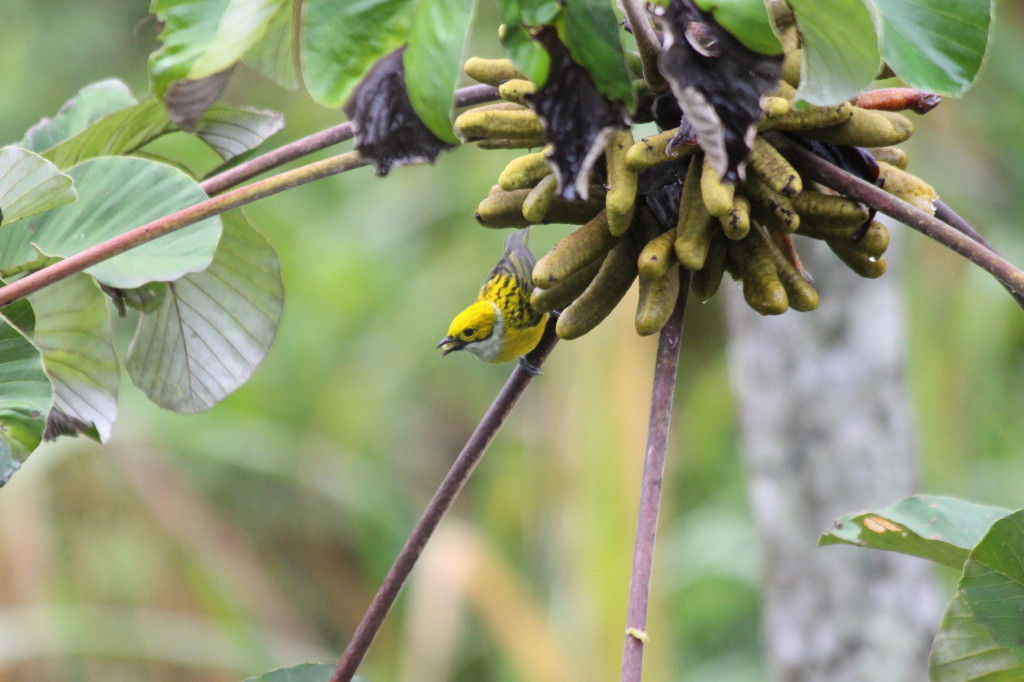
<box><xmin>528</xmin><ymin>29</ymin><xmax>629</xmax><ymax>200</ymax></box>
<box><xmin>561</xmin><ymin>0</ymin><xmax>636</xmax><ymax>108</ymax></box>
<box><xmin>638</xmin><ymin>158</ymin><xmax>689</xmax><ymax>229</ymax></box>
<box><xmin>656</xmin><ymin>0</ymin><xmax>782</xmax><ymax>183</ymax></box>
<box><xmin>344</xmin><ymin>47</ymin><xmax>454</xmax><ymax>176</ymax></box>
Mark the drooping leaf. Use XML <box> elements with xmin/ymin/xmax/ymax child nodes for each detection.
<box><xmin>245</xmin><ymin>0</ymin><xmax>300</xmax><ymax>89</ymax></box>
<box><xmin>344</xmin><ymin>48</ymin><xmax>455</xmax><ymax>176</ymax></box>
<box><xmin>24</xmin><ymin>274</ymin><xmax>118</xmax><ymax>442</ymax></box>
<box><xmin>16</xmin><ymin>79</ymin><xmax>137</xmax><ymax>151</ymax></box>
<box><xmin>193</xmin><ymin>104</ymin><xmax>285</xmax><ymax>161</ymax></box>
<box><xmin>692</xmin><ymin>0</ymin><xmax>783</xmax><ymax>55</ymax></box>
<box><xmin>529</xmin><ymin>28</ymin><xmax>629</xmax><ymax>200</ymax></box>
<box><xmin>929</xmin><ymin>594</ymin><xmax>1024</xmax><ymax>682</ymax></box>
<box><xmin>0</xmin><ymin>300</ymin><xmax>52</xmax><ymax>485</ymax></box>
<box><xmin>655</xmin><ymin>0</ymin><xmax>781</xmax><ymax>182</ymax></box>
<box><xmin>820</xmin><ymin>495</ymin><xmax>1011</xmax><ymax>569</ymax></box>
<box><xmin>0</xmin><ymin>148</ymin><xmax>77</xmax><ymax>227</ymax></box>
<box><xmin>164</xmin><ymin>68</ymin><xmax>235</xmax><ymax>132</ymax></box>
<box><xmin>871</xmin><ymin>0</ymin><xmax>993</xmax><ymax>97</ymax></box>
<box><xmin>403</xmin><ymin>0</ymin><xmax>475</xmax><ymax>143</ymax></box>
<box><xmin>561</xmin><ymin>0</ymin><xmax>636</xmax><ymax>107</ymax></box>
<box><xmin>242</xmin><ymin>663</ymin><xmax>357</xmax><ymax>682</ymax></box>
<box><xmin>786</xmin><ymin>0</ymin><xmax>881</xmax><ymax>104</ymax></box>
<box><xmin>300</xmin><ymin>0</ymin><xmax>415</xmax><ymax>108</ymax></box>
<box><xmin>126</xmin><ymin>211</ymin><xmax>283</xmax><ymax>414</ymax></box>
<box><xmin>0</xmin><ymin>156</ymin><xmax>221</xmax><ymax>289</ymax></box>
<box><xmin>960</xmin><ymin>510</ymin><xmax>1024</xmax><ymax>660</ymax></box>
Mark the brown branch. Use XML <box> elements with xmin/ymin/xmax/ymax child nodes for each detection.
<box><xmin>330</xmin><ymin>319</ymin><xmax>560</xmax><ymax>682</ymax></box>
<box><xmin>618</xmin><ymin>0</ymin><xmax>667</xmax><ymax>90</ymax></box>
<box><xmin>621</xmin><ymin>272</ymin><xmax>691</xmax><ymax>682</ymax></box>
<box><xmin>769</xmin><ymin>134</ymin><xmax>1024</xmax><ymax>299</ymax></box>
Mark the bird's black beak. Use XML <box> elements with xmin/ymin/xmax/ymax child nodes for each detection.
<box><xmin>437</xmin><ymin>336</ymin><xmax>464</xmax><ymax>357</ymax></box>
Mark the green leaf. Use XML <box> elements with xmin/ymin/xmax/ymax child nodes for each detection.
<box><xmin>26</xmin><ymin>274</ymin><xmax>118</xmax><ymax>442</ymax></box>
<box><xmin>693</xmin><ymin>0</ymin><xmax>783</xmax><ymax>55</ymax></box>
<box><xmin>960</xmin><ymin>510</ymin><xmax>1024</xmax><ymax>660</ymax></box>
<box><xmin>0</xmin><ymin>156</ymin><xmax>221</xmax><ymax>289</ymax></box>
<box><xmin>500</xmin><ymin>24</ymin><xmax>551</xmax><ymax>86</ymax></box>
<box><xmin>786</xmin><ymin>0</ymin><xmax>882</xmax><ymax>104</ymax></box>
<box><xmin>126</xmin><ymin>211</ymin><xmax>283</xmax><ymax>414</ymax></box>
<box><xmin>244</xmin><ymin>0</ymin><xmax>300</xmax><ymax>89</ymax></box>
<box><xmin>820</xmin><ymin>495</ymin><xmax>1011</xmax><ymax>569</ymax></box>
<box><xmin>149</xmin><ymin>0</ymin><xmax>287</xmax><ymax>98</ymax></box>
<box><xmin>403</xmin><ymin>0</ymin><xmax>475</xmax><ymax>143</ymax></box>
<box><xmin>870</xmin><ymin>0</ymin><xmax>993</xmax><ymax>97</ymax></box>
<box><xmin>0</xmin><ymin>148</ymin><xmax>77</xmax><ymax>226</ymax></box>
<box><xmin>299</xmin><ymin>0</ymin><xmax>415</xmax><ymax>108</ymax></box>
<box><xmin>0</xmin><ymin>300</ymin><xmax>52</xmax><ymax>485</ymax></box>
<box><xmin>241</xmin><ymin>663</ymin><xmax>363</xmax><ymax>682</ymax></box>
<box><xmin>929</xmin><ymin>594</ymin><xmax>1024</xmax><ymax>682</ymax></box>
<box><xmin>16</xmin><ymin>79</ymin><xmax>138</xmax><ymax>152</ymax></box>
<box><xmin>560</xmin><ymin>0</ymin><xmax>635</xmax><ymax>107</ymax></box>
<box><xmin>193</xmin><ymin>104</ymin><xmax>285</xmax><ymax>161</ymax></box>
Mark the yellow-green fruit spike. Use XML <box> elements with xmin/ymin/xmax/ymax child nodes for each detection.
<box><xmin>771</xmin><ymin>80</ymin><xmax>798</xmax><ymax>100</ymax></box>
<box><xmin>475</xmin><ymin>137</ymin><xmax>546</xmax><ymax>149</ymax></box>
<box><xmin>476</xmin><ymin>189</ymin><xmax>605</xmax><ymax>228</ymax></box>
<box><xmin>760</xmin><ymin>229</ymin><xmax>818</xmax><ymax>312</ymax></box>
<box><xmin>878</xmin><ymin>162</ymin><xmax>938</xmax><ymax>214</ymax></box>
<box><xmin>692</xmin><ymin>231</ymin><xmax>728</xmax><ymax>301</ymax></box>
<box><xmin>790</xmin><ymin>190</ymin><xmax>870</xmax><ymax>223</ymax></box>
<box><xmin>733</xmin><ymin>236</ymin><xmax>789</xmax><ymax>315</ymax></box>
<box><xmin>530</xmin><ymin>256</ymin><xmax>603</xmax><ymax>313</ymax></box>
<box><xmin>522</xmin><ymin>174</ymin><xmax>558</xmax><ymax>223</ymax></box>
<box><xmin>828</xmin><ymin>240</ymin><xmax>887</xmax><ymax>278</ymax></box>
<box><xmin>606</xmin><ymin>129</ymin><xmax>639</xmax><ymax>236</ymax></box>
<box><xmin>488</xmin><ymin>184</ymin><xmax>503</xmax><ymax>196</ymax></box>
<box><xmin>800</xmin><ymin>107</ymin><xmax>913</xmax><ymax>147</ymax></box>
<box><xmin>700</xmin><ymin>155</ymin><xmax>735</xmax><ymax>217</ymax></box>
<box><xmin>761</xmin><ymin>96</ymin><xmax>791</xmax><ymax>121</ymax></box>
<box><xmin>781</xmin><ymin>48</ymin><xmax>802</xmax><ymax>87</ymax></box>
<box><xmin>868</xmin><ymin>146</ymin><xmax>909</xmax><ymax>170</ymax></box>
<box><xmin>795</xmin><ymin>215</ymin><xmax>862</xmax><ymax>241</ymax></box>
<box><xmin>499</xmin><ymin>79</ymin><xmax>536</xmax><ymax>105</ymax></box>
<box><xmin>636</xmin><ymin>265</ymin><xmax>681</xmax><ymax>336</ymax></box>
<box><xmin>454</xmin><ymin>109</ymin><xmax>544</xmax><ymax>140</ymax></box>
<box><xmin>464</xmin><ymin>57</ymin><xmax>527</xmax><ymax>86</ymax></box>
<box><xmin>743</xmin><ymin>176</ymin><xmax>799</xmax><ymax>233</ymax></box>
<box><xmin>875</xmin><ymin>111</ymin><xmax>914</xmax><ymax>140</ymax></box>
<box><xmin>638</xmin><ymin>228</ymin><xmax>678</xmax><ymax>281</ymax></box>
<box><xmin>533</xmin><ymin>211</ymin><xmax>617</xmax><ymax>287</ymax></box>
<box><xmin>720</xmin><ymin>194</ymin><xmax>752</xmax><ymax>240</ymax></box>
<box><xmin>762</xmin><ymin>102</ymin><xmax>853</xmax><ymax>132</ymax></box>
<box><xmin>674</xmin><ymin>155</ymin><xmax>716</xmax><ymax>270</ymax></box>
<box><xmin>750</xmin><ymin>137</ymin><xmax>802</xmax><ymax>197</ymax></box>
<box><xmin>854</xmin><ymin>220</ymin><xmax>890</xmax><ymax>259</ymax></box>
<box><xmin>557</xmin><ymin>239</ymin><xmax>638</xmax><ymax>340</ymax></box>
<box><xmin>498</xmin><ymin>148</ymin><xmax>553</xmax><ymax>190</ymax></box>
<box><xmin>624</xmin><ymin>129</ymin><xmax>698</xmax><ymax>171</ymax></box>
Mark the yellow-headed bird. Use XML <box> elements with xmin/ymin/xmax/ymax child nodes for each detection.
<box><xmin>438</xmin><ymin>228</ymin><xmax>547</xmax><ymax>369</ymax></box>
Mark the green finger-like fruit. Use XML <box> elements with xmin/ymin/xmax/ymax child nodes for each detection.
<box><xmin>635</xmin><ymin>264</ymin><xmax>681</xmax><ymax>336</ymax></box>
<box><xmin>828</xmin><ymin>240</ymin><xmax>887</xmax><ymax>278</ymax></box>
<box><xmin>732</xmin><ymin>235</ymin><xmax>789</xmax><ymax>315</ymax></box>
<box><xmin>530</xmin><ymin>257</ymin><xmax>603</xmax><ymax>313</ymax></box>
<box><xmin>763</xmin><ymin>102</ymin><xmax>853</xmax><ymax>132</ymax></box>
<box><xmin>691</xmin><ymin>231</ymin><xmax>728</xmax><ymax>302</ymax></box>
<box><xmin>720</xmin><ymin>194</ymin><xmax>751</xmax><ymax>240</ymax></box>
<box><xmin>455</xmin><ymin>108</ymin><xmax>544</xmax><ymax>140</ymax></box>
<box><xmin>557</xmin><ymin>239</ymin><xmax>639</xmax><ymax>339</ymax></box>
<box><xmin>499</xmin><ymin>78</ymin><xmax>536</xmax><ymax>105</ymax></box>
<box><xmin>533</xmin><ymin>211</ymin><xmax>618</xmax><ymax>287</ymax></box>
<box><xmin>606</xmin><ymin>129</ymin><xmax>639</xmax><ymax>236</ymax></box>
<box><xmin>464</xmin><ymin>57</ymin><xmax>527</xmax><ymax>86</ymax></box>
<box><xmin>522</xmin><ymin>174</ymin><xmax>558</xmax><ymax>223</ymax></box>
<box><xmin>743</xmin><ymin>176</ymin><xmax>799</xmax><ymax>233</ymax></box>
<box><xmin>800</xmin><ymin>107</ymin><xmax>914</xmax><ymax>147</ymax></box>
<box><xmin>700</xmin><ymin>155</ymin><xmax>735</xmax><ymax>217</ymax></box>
<box><xmin>749</xmin><ymin>137</ymin><xmax>802</xmax><ymax>197</ymax></box>
<box><xmin>624</xmin><ymin>129</ymin><xmax>698</xmax><ymax>171</ymax></box>
<box><xmin>476</xmin><ymin>189</ymin><xmax>604</xmax><ymax>228</ymax></box>
<box><xmin>675</xmin><ymin>155</ymin><xmax>717</xmax><ymax>270</ymax></box>
<box><xmin>498</xmin><ymin>148</ymin><xmax>553</xmax><ymax>190</ymax></box>
<box><xmin>878</xmin><ymin>162</ymin><xmax>937</xmax><ymax>214</ymax></box>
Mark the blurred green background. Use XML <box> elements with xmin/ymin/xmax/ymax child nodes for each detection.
<box><xmin>1</xmin><ymin>2</ymin><xmax>1023</xmax><ymax>681</ymax></box>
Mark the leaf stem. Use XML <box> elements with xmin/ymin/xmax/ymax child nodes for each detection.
<box><xmin>621</xmin><ymin>272</ymin><xmax>691</xmax><ymax>682</ymax></box>
<box><xmin>617</xmin><ymin>0</ymin><xmax>666</xmax><ymax>90</ymax></box>
<box><xmin>329</xmin><ymin>320</ymin><xmax>560</xmax><ymax>682</ymax></box>
<box><xmin>769</xmin><ymin>134</ymin><xmax>1024</xmax><ymax>298</ymax></box>
<box><xmin>0</xmin><ymin>151</ymin><xmax>370</xmax><ymax>308</ymax></box>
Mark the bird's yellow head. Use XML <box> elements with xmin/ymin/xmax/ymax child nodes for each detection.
<box><xmin>438</xmin><ymin>300</ymin><xmax>501</xmax><ymax>359</ymax></box>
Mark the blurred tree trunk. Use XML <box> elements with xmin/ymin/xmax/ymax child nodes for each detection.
<box><xmin>724</xmin><ymin>236</ymin><xmax>942</xmax><ymax>682</ymax></box>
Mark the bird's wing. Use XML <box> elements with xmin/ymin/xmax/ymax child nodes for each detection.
<box><xmin>481</xmin><ymin>227</ymin><xmax>536</xmax><ymax>296</ymax></box>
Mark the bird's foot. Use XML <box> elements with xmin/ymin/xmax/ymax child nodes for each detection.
<box><xmin>518</xmin><ymin>356</ymin><xmax>542</xmax><ymax>376</ymax></box>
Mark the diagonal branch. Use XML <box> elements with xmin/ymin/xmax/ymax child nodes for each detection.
<box><xmin>329</xmin><ymin>320</ymin><xmax>560</xmax><ymax>682</ymax></box>
<box><xmin>621</xmin><ymin>271</ymin><xmax>691</xmax><ymax>682</ymax></box>
<box><xmin>618</xmin><ymin>0</ymin><xmax>666</xmax><ymax>90</ymax></box>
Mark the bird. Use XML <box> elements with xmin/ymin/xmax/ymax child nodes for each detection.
<box><xmin>438</xmin><ymin>228</ymin><xmax>548</xmax><ymax>371</ymax></box>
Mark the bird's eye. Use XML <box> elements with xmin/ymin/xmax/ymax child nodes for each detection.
<box><xmin>462</xmin><ymin>327</ymin><xmax>475</xmax><ymax>338</ymax></box>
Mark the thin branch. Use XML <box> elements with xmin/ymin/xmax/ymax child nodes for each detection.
<box><xmin>200</xmin><ymin>84</ymin><xmax>500</xmax><ymax>195</ymax></box>
<box><xmin>621</xmin><ymin>272</ymin><xmax>691</xmax><ymax>682</ymax></box>
<box><xmin>0</xmin><ymin>151</ymin><xmax>370</xmax><ymax>308</ymax></box>
<box><xmin>618</xmin><ymin>0</ymin><xmax>666</xmax><ymax>90</ymax></box>
<box><xmin>329</xmin><ymin>320</ymin><xmax>560</xmax><ymax>682</ymax></box>
<box><xmin>769</xmin><ymin>134</ymin><xmax>1024</xmax><ymax>298</ymax></box>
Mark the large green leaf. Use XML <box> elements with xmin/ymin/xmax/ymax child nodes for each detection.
<box><xmin>561</xmin><ymin>0</ymin><xmax>635</xmax><ymax>107</ymax></box>
<box><xmin>960</xmin><ymin>510</ymin><xmax>1024</xmax><ymax>660</ymax></box>
<box><xmin>820</xmin><ymin>495</ymin><xmax>1011</xmax><ymax>569</ymax></box>
<box><xmin>126</xmin><ymin>211</ymin><xmax>283</xmax><ymax>414</ymax></box>
<box><xmin>299</xmin><ymin>0</ymin><xmax>415</xmax><ymax>107</ymax></box>
<box><xmin>929</xmin><ymin>594</ymin><xmax>1024</xmax><ymax>682</ymax></box>
<box><xmin>499</xmin><ymin>23</ymin><xmax>551</xmax><ymax>86</ymax></box>
<box><xmin>149</xmin><ymin>0</ymin><xmax>286</xmax><ymax>98</ymax></box>
<box><xmin>0</xmin><ymin>156</ymin><xmax>221</xmax><ymax>289</ymax></box>
<box><xmin>242</xmin><ymin>663</ymin><xmax>360</xmax><ymax>682</ymax></box>
<box><xmin>870</xmin><ymin>0</ymin><xmax>993</xmax><ymax>97</ymax></box>
<box><xmin>403</xmin><ymin>0</ymin><xmax>475</xmax><ymax>143</ymax></box>
<box><xmin>0</xmin><ymin>148</ymin><xmax>77</xmax><ymax>226</ymax></box>
<box><xmin>0</xmin><ymin>300</ymin><xmax>52</xmax><ymax>485</ymax></box>
<box><xmin>244</xmin><ymin>0</ymin><xmax>300</xmax><ymax>89</ymax></box>
<box><xmin>27</xmin><ymin>274</ymin><xmax>118</xmax><ymax>442</ymax></box>
<box><xmin>16</xmin><ymin>79</ymin><xmax>137</xmax><ymax>151</ymax></box>
<box><xmin>693</xmin><ymin>0</ymin><xmax>783</xmax><ymax>55</ymax></box>
<box><xmin>786</xmin><ymin>0</ymin><xmax>882</xmax><ymax>104</ymax></box>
